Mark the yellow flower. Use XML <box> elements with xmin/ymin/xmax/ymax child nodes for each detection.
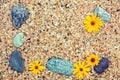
<box><xmin>73</xmin><ymin>61</ymin><xmax>90</xmax><ymax>79</ymax></box>
<box><xmin>86</xmin><ymin>53</ymin><xmax>100</xmax><ymax>66</ymax></box>
<box><xmin>84</xmin><ymin>14</ymin><xmax>103</xmax><ymax>33</ymax></box>
<box><xmin>29</xmin><ymin>60</ymin><xmax>44</xmax><ymax>75</ymax></box>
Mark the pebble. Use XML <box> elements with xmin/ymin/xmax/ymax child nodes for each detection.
<box><xmin>0</xmin><ymin>0</ymin><xmax>3</xmax><ymax>3</ymax></box>
<box><xmin>46</xmin><ymin>57</ymin><xmax>73</xmax><ymax>76</ymax></box>
<box><xmin>65</xmin><ymin>4</ymin><xmax>70</xmax><ymax>8</ymax></box>
<box><xmin>94</xmin><ymin>6</ymin><xmax>111</xmax><ymax>22</ymax></box>
<box><xmin>9</xmin><ymin>50</ymin><xmax>25</xmax><ymax>73</ymax></box>
<box><xmin>94</xmin><ymin>57</ymin><xmax>109</xmax><ymax>74</ymax></box>
<box><xmin>13</xmin><ymin>32</ymin><xmax>24</xmax><ymax>48</ymax></box>
<box><xmin>11</xmin><ymin>4</ymin><xmax>29</xmax><ymax>28</ymax></box>
<box><xmin>116</xmin><ymin>9</ymin><xmax>120</xmax><ymax>12</ymax></box>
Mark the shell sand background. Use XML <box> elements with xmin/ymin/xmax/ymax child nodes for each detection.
<box><xmin>0</xmin><ymin>0</ymin><xmax>120</xmax><ymax>80</ymax></box>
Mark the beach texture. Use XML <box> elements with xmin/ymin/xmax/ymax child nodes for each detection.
<box><xmin>0</xmin><ymin>0</ymin><xmax>120</xmax><ymax>80</ymax></box>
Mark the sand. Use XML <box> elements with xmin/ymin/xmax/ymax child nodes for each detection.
<box><xmin>0</xmin><ymin>0</ymin><xmax>120</xmax><ymax>80</ymax></box>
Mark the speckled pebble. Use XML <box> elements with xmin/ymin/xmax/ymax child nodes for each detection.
<box><xmin>11</xmin><ymin>4</ymin><xmax>29</xmax><ymax>28</ymax></box>
<box><xmin>13</xmin><ymin>32</ymin><xmax>24</xmax><ymax>48</ymax></box>
<box><xmin>94</xmin><ymin>57</ymin><xmax>109</xmax><ymax>74</ymax></box>
<box><xmin>94</xmin><ymin>6</ymin><xmax>111</xmax><ymax>22</ymax></box>
<box><xmin>65</xmin><ymin>4</ymin><xmax>70</xmax><ymax>8</ymax></box>
<box><xmin>46</xmin><ymin>57</ymin><xmax>73</xmax><ymax>76</ymax></box>
<box><xmin>9</xmin><ymin>50</ymin><xmax>25</xmax><ymax>73</ymax></box>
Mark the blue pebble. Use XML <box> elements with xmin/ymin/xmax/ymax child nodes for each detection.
<box><xmin>9</xmin><ymin>50</ymin><xmax>25</xmax><ymax>72</ymax></box>
<box><xmin>11</xmin><ymin>4</ymin><xmax>29</xmax><ymax>28</ymax></box>
<box><xmin>46</xmin><ymin>57</ymin><xmax>74</xmax><ymax>76</ymax></box>
<box><xmin>94</xmin><ymin>6</ymin><xmax>111</xmax><ymax>22</ymax></box>
<box><xmin>94</xmin><ymin>57</ymin><xmax>109</xmax><ymax>74</ymax></box>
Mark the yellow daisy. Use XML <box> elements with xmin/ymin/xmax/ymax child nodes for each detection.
<box><xmin>86</xmin><ymin>53</ymin><xmax>100</xmax><ymax>66</ymax></box>
<box><xmin>73</xmin><ymin>61</ymin><xmax>90</xmax><ymax>79</ymax></box>
<box><xmin>29</xmin><ymin>60</ymin><xmax>44</xmax><ymax>75</ymax></box>
<box><xmin>84</xmin><ymin>14</ymin><xmax>103</xmax><ymax>33</ymax></box>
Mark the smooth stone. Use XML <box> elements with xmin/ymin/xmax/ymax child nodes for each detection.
<box><xmin>13</xmin><ymin>32</ymin><xmax>24</xmax><ymax>47</ymax></box>
<box><xmin>11</xmin><ymin>4</ymin><xmax>29</xmax><ymax>28</ymax></box>
<box><xmin>9</xmin><ymin>50</ymin><xmax>25</xmax><ymax>72</ymax></box>
<box><xmin>46</xmin><ymin>57</ymin><xmax>74</xmax><ymax>76</ymax></box>
<box><xmin>0</xmin><ymin>0</ymin><xmax>3</xmax><ymax>3</ymax></box>
<box><xmin>94</xmin><ymin>57</ymin><xmax>109</xmax><ymax>74</ymax></box>
<box><xmin>94</xmin><ymin>6</ymin><xmax>111</xmax><ymax>22</ymax></box>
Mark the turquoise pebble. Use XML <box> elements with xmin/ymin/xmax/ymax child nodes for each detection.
<box><xmin>46</xmin><ymin>57</ymin><xmax>74</xmax><ymax>76</ymax></box>
<box><xmin>13</xmin><ymin>32</ymin><xmax>24</xmax><ymax>47</ymax></box>
<box><xmin>94</xmin><ymin>6</ymin><xmax>111</xmax><ymax>22</ymax></box>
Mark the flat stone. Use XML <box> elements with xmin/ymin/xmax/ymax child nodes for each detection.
<box><xmin>94</xmin><ymin>57</ymin><xmax>109</xmax><ymax>74</ymax></box>
<box><xmin>11</xmin><ymin>4</ymin><xmax>29</xmax><ymax>28</ymax></box>
<box><xmin>46</xmin><ymin>57</ymin><xmax>73</xmax><ymax>76</ymax></box>
<box><xmin>94</xmin><ymin>6</ymin><xmax>111</xmax><ymax>22</ymax></box>
<box><xmin>9</xmin><ymin>50</ymin><xmax>25</xmax><ymax>72</ymax></box>
<box><xmin>13</xmin><ymin>32</ymin><xmax>24</xmax><ymax>48</ymax></box>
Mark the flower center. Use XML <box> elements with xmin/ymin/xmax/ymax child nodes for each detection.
<box><xmin>35</xmin><ymin>66</ymin><xmax>38</xmax><ymax>69</ymax></box>
<box><xmin>91</xmin><ymin>21</ymin><xmax>95</xmax><ymax>26</ymax></box>
<box><xmin>79</xmin><ymin>68</ymin><xmax>83</xmax><ymax>71</ymax></box>
<box><xmin>91</xmin><ymin>58</ymin><xmax>95</xmax><ymax>62</ymax></box>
